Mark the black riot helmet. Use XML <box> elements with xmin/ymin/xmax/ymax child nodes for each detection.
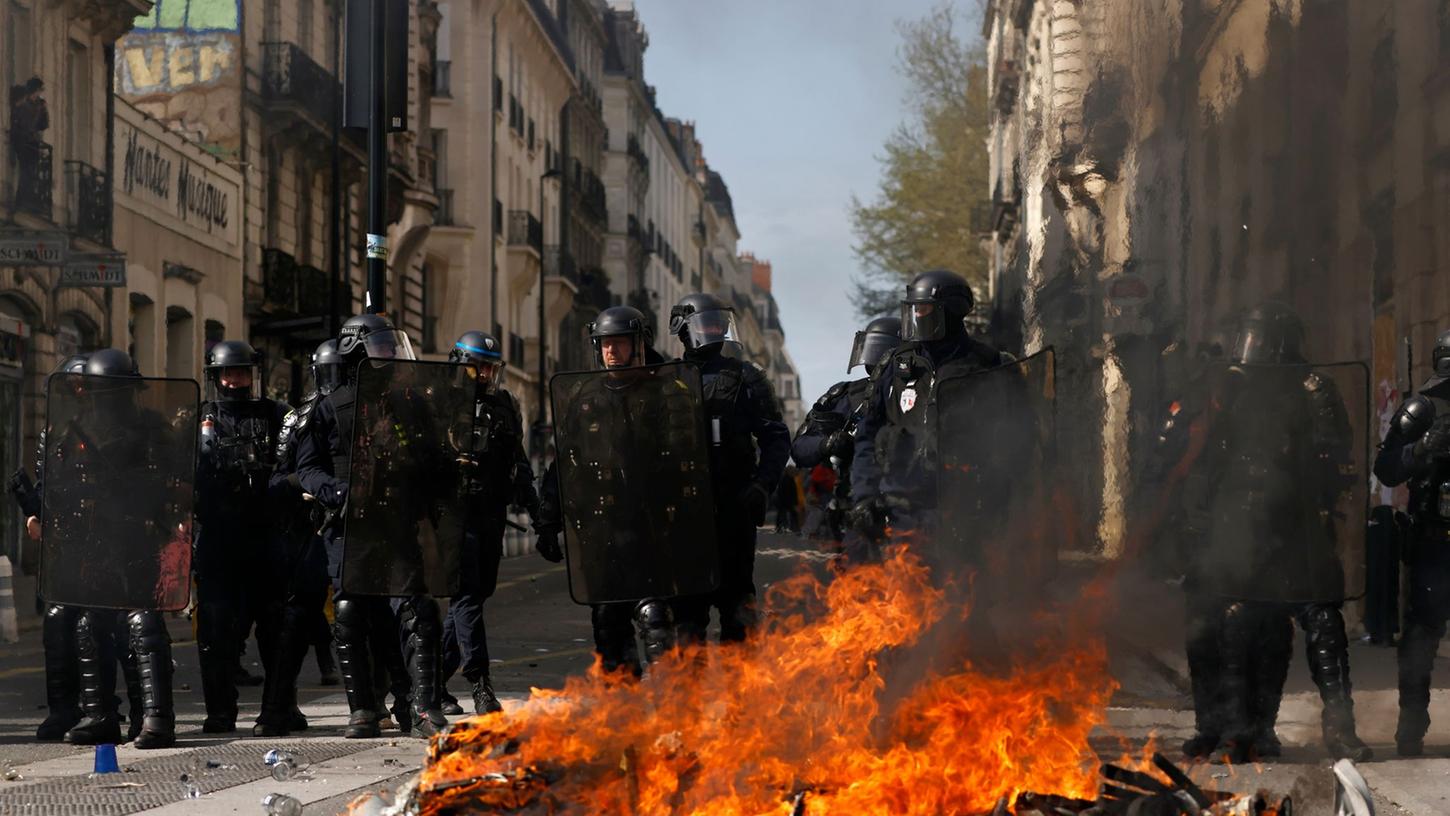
<box><xmin>589</xmin><ymin>306</ymin><xmax>653</xmax><ymax>369</ymax></box>
<box><xmin>79</xmin><ymin>349</ymin><xmax>142</xmax><ymax>415</ymax></box>
<box><xmin>311</xmin><ymin>339</ymin><xmax>345</xmax><ymax>396</ymax></box>
<box><xmin>1433</xmin><ymin>329</ymin><xmax>1450</xmax><ymax>379</ymax></box>
<box><xmin>204</xmin><ymin>339</ymin><xmax>261</xmax><ymax>401</ymax></box>
<box><xmin>336</xmin><ymin>313</ymin><xmax>415</xmax><ymax>364</ymax></box>
<box><xmin>900</xmin><ymin>270</ymin><xmax>975</xmax><ymax>343</ymax></box>
<box><xmin>55</xmin><ymin>353</ymin><xmax>89</xmax><ymax>375</ymax></box>
<box><xmin>848</xmin><ymin>315</ymin><xmax>903</xmax><ymax>373</ymax></box>
<box><xmin>84</xmin><ymin>348</ymin><xmax>140</xmax><ymax>378</ymax></box>
<box><xmin>1230</xmin><ymin>301</ymin><xmax>1305</xmax><ymax>365</ymax></box>
<box><xmin>669</xmin><ymin>292</ymin><xmax>739</xmax><ymax>354</ymax></box>
<box><xmin>448</xmin><ymin>330</ymin><xmax>506</xmax><ymax>392</ymax></box>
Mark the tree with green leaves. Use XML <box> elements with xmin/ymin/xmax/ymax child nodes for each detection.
<box><xmin>850</xmin><ymin>2</ymin><xmax>989</xmax><ymax>318</ymax></box>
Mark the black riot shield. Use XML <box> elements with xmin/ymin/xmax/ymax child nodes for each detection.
<box><xmin>549</xmin><ymin>362</ymin><xmax>719</xmax><ymax>605</ymax></box>
<box><xmin>341</xmin><ymin>359</ymin><xmax>475</xmax><ymax>597</ymax></box>
<box><xmin>935</xmin><ymin>349</ymin><xmax>1057</xmax><ymax>589</ymax></box>
<box><xmin>1187</xmin><ymin>361</ymin><xmax>1369</xmax><ymax>603</ymax></box>
<box><xmin>39</xmin><ymin>374</ymin><xmax>198</xmax><ymax>611</ymax></box>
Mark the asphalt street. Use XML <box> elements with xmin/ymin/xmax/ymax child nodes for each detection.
<box><xmin>0</xmin><ymin>533</ymin><xmax>1447</xmax><ymax>814</ymax></box>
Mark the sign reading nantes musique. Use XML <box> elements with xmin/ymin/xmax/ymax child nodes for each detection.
<box><xmin>114</xmin><ymin>100</ymin><xmax>241</xmax><ymax>256</ymax></box>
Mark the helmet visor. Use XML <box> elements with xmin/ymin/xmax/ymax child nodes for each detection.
<box><xmin>848</xmin><ymin>330</ymin><xmax>900</xmax><ymax>372</ymax></box>
<box><xmin>313</xmin><ymin>362</ymin><xmax>344</xmax><ymax>395</ymax></box>
<box><xmin>900</xmin><ymin>302</ymin><xmax>946</xmax><ymax>343</ymax></box>
<box><xmin>362</xmin><ymin>329</ymin><xmax>416</xmax><ymax>361</ymax></box>
<box><xmin>683</xmin><ymin>310</ymin><xmax>739</xmax><ymax>350</ymax></box>
<box><xmin>462</xmin><ymin>359</ymin><xmax>505</xmax><ymax>391</ymax></box>
<box><xmin>1231</xmin><ymin>325</ymin><xmax>1300</xmax><ymax>365</ymax></box>
<box><xmin>206</xmin><ymin>366</ymin><xmax>262</xmax><ymax>402</ymax></box>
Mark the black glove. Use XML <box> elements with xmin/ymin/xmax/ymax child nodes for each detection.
<box><xmin>848</xmin><ymin>496</ymin><xmax>884</xmax><ymax>533</ymax></box>
<box><xmin>534</xmin><ymin>521</ymin><xmax>564</xmax><ymax>563</ymax></box>
<box><xmin>823</xmin><ymin>430</ymin><xmax>853</xmax><ymax>460</ymax></box>
<box><xmin>740</xmin><ymin>482</ymin><xmax>770</xmax><ymax>526</ymax></box>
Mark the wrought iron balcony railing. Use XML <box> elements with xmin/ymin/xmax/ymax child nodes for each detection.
<box><xmin>544</xmin><ymin>245</ymin><xmax>579</xmax><ymax>285</ymax></box>
<box><xmin>13</xmin><ymin>141</ymin><xmax>53</xmax><ymax>221</ymax></box>
<box><xmin>507</xmin><ymin>210</ymin><xmax>543</xmax><ymax>252</ymax></box>
<box><xmin>65</xmin><ymin>160</ymin><xmax>110</xmax><ymax>245</ymax></box>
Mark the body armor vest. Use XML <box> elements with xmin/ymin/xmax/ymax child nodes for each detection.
<box><xmin>701</xmin><ymin>359</ymin><xmax>755</xmax><ymax>486</ymax></box>
<box><xmin>328</xmin><ymin>384</ymin><xmax>358</xmax><ymax>483</ymax></box>
<box><xmin>1409</xmin><ymin>391</ymin><xmax>1450</xmax><ymax>524</ymax></box>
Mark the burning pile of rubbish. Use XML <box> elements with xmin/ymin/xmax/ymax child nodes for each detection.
<box><xmin>366</xmin><ymin>549</ymin><xmax>1300</xmax><ymax>815</ymax></box>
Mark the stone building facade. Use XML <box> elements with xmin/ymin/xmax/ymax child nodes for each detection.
<box><xmin>984</xmin><ymin>0</ymin><xmax>1450</xmax><ymax>567</ymax></box>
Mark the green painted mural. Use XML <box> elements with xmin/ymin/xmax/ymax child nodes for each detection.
<box><xmin>116</xmin><ymin>0</ymin><xmax>242</xmax><ymax>154</ymax></box>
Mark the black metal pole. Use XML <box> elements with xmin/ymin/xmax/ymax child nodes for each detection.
<box><xmin>537</xmin><ymin>178</ymin><xmax>547</xmax><ymax>430</ymax></box>
<box><xmin>329</xmin><ymin>4</ymin><xmax>343</xmax><ymax>332</ymax></box>
<box><xmin>364</xmin><ymin>0</ymin><xmax>388</xmax><ymax>314</ymax></box>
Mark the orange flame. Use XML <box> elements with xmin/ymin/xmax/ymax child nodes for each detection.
<box><xmin>417</xmin><ymin>547</ymin><xmax>1120</xmax><ymax>815</ymax></box>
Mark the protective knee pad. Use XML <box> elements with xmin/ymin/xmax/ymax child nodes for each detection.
<box><xmin>126</xmin><ymin>611</ymin><xmax>173</xmax><ymax>718</ymax></box>
<box><xmin>633</xmin><ymin>600</ymin><xmax>675</xmax><ymax>665</ymax></box>
<box><xmin>398</xmin><ymin>596</ymin><xmax>441</xmax><ymax>640</ymax></box>
<box><xmin>1301</xmin><ymin>604</ymin><xmax>1351</xmax><ymax>698</ymax></box>
<box><xmin>332</xmin><ymin>599</ymin><xmax>369</xmax><ymax>646</ymax></box>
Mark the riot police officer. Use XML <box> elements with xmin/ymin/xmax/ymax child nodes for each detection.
<box><xmin>1182</xmin><ymin>303</ymin><xmax>1370</xmax><ymax>762</ymax></box>
<box><xmin>668</xmin><ymin>294</ymin><xmax>790</xmax><ymax>644</ymax></box>
<box><xmin>193</xmin><ymin>340</ymin><xmax>289</xmax><ymax>733</ymax></box>
<box><xmin>792</xmin><ymin>316</ymin><xmax>901</xmax><ymax>559</ymax></box>
<box><xmin>15</xmin><ymin>354</ymin><xmax>93</xmax><ymax>741</ymax></box>
<box><xmin>39</xmin><ymin>349</ymin><xmax>182</xmax><ymax>748</ymax></box>
<box><xmin>849</xmin><ymin>270</ymin><xmax>1004</xmax><ymax>538</ymax></box>
<box><xmin>439</xmin><ymin>330</ymin><xmax>538</xmax><ymax>714</ymax></box>
<box><xmin>296</xmin><ymin>314</ymin><xmax>448</xmax><ymax>737</ymax></box>
<box><xmin>539</xmin><ymin>305</ymin><xmax>708</xmax><ymax>672</ymax></box>
<box><xmin>254</xmin><ymin>339</ymin><xmax>343</xmax><ymax>736</ymax></box>
<box><xmin>1375</xmin><ymin>329</ymin><xmax>1450</xmax><ymax>756</ymax></box>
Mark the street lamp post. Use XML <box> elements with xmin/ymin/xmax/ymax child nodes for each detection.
<box><xmin>536</xmin><ymin>167</ymin><xmax>562</xmax><ymax>449</ymax></box>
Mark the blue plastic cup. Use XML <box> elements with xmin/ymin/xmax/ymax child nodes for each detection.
<box><xmin>93</xmin><ymin>744</ymin><xmax>119</xmax><ymax>774</ymax></box>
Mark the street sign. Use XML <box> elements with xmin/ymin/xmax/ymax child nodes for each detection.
<box><xmin>61</xmin><ymin>254</ymin><xmax>127</xmax><ymax>287</ymax></box>
<box><xmin>0</xmin><ymin>232</ymin><xmax>68</xmax><ymax>266</ymax></box>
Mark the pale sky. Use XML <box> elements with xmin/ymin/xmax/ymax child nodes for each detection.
<box><xmin>630</xmin><ymin>0</ymin><xmax>951</xmax><ymax>404</ymax></box>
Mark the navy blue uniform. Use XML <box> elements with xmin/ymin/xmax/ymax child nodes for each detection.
<box><xmin>194</xmin><ymin>396</ymin><xmax>288</xmax><ymax>729</ymax></box>
<box><xmin>673</xmin><ymin>351</ymin><xmax>790</xmax><ymax>643</ymax></box>
<box><xmin>442</xmin><ymin>388</ymin><xmax>538</xmax><ymax>686</ymax></box>
<box><xmin>850</xmin><ymin>333</ymin><xmax>1003</xmax><ymax>510</ymax></box>
<box><xmin>1375</xmin><ymin>378</ymin><xmax>1450</xmax><ymax>752</ymax></box>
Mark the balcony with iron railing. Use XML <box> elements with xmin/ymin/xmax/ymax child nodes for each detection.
<box><xmin>543</xmin><ymin>245</ymin><xmax>579</xmax><ymax>285</ymax></box>
<box><xmin>262</xmin><ymin>42</ymin><xmax>342</xmax><ymax>138</ymax></box>
<box><xmin>12</xmin><ymin>141</ymin><xmax>53</xmax><ymax>221</ymax></box>
<box><xmin>626</xmin><ymin>134</ymin><xmax>650</xmax><ymax>178</ymax></box>
<box><xmin>65</xmin><ymin>160</ymin><xmax>110</xmax><ymax>245</ymax></box>
<box><xmin>260</xmin><ymin>248</ymin><xmax>331</xmax><ymax>316</ymax></box>
<box><xmin>507</xmin><ymin>210</ymin><xmax>543</xmax><ymax>253</ymax></box>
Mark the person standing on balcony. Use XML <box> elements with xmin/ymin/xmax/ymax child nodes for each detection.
<box><xmin>8</xmin><ymin>77</ymin><xmax>48</xmax><ymax>209</ymax></box>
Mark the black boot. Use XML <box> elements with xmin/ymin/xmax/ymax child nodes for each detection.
<box><xmin>1181</xmin><ymin>595</ymin><xmax>1224</xmax><ymax>759</ymax></box>
<box><xmin>120</xmin><ymin>649</ymin><xmax>145</xmax><ymax>743</ymax></box>
<box><xmin>65</xmin><ymin>610</ymin><xmax>122</xmax><ymax>745</ymax></box>
<box><xmin>1250</xmin><ymin>610</ymin><xmax>1293</xmax><ymax>759</ymax></box>
<box><xmin>399</xmin><ymin>597</ymin><xmax>447</xmax><ymax>737</ymax></box>
<box><xmin>130</xmin><ymin>612</ymin><xmax>176</xmax><ymax>749</ymax></box>
<box><xmin>440</xmin><ymin>691</ymin><xmax>465</xmax><ymax>716</ymax></box>
<box><xmin>255</xmin><ymin>602</ymin><xmax>311</xmax><ymax>737</ymax></box>
<box><xmin>1301</xmin><ymin>604</ymin><xmax>1372</xmax><ymax>761</ymax></box>
<box><xmin>333</xmin><ymin>599</ymin><xmax>381</xmax><ymax>739</ymax></box>
<box><xmin>1396</xmin><ymin>614</ymin><xmax>1445</xmax><ymax>756</ymax></box>
<box><xmin>196</xmin><ymin>596</ymin><xmax>239</xmax><ymax>734</ymax></box>
<box><xmin>471</xmin><ymin>678</ymin><xmax>503</xmax><ymax>715</ymax></box>
<box><xmin>36</xmin><ymin>605</ymin><xmax>81</xmax><ymax>741</ymax></box>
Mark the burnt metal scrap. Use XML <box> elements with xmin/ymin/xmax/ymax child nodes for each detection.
<box><xmin>1008</xmin><ymin>754</ymin><xmax>1289</xmax><ymax>816</ymax></box>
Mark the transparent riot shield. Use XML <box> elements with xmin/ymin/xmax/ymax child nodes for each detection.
<box><xmin>549</xmin><ymin>362</ymin><xmax>719</xmax><ymax>605</ymax></box>
<box><xmin>1188</xmin><ymin>361</ymin><xmax>1369</xmax><ymax>603</ymax></box>
<box><xmin>341</xmin><ymin>359</ymin><xmax>475</xmax><ymax>597</ymax></box>
<box><xmin>935</xmin><ymin>349</ymin><xmax>1057</xmax><ymax>589</ymax></box>
<box><xmin>39</xmin><ymin>374</ymin><xmax>199</xmax><ymax>611</ymax></box>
